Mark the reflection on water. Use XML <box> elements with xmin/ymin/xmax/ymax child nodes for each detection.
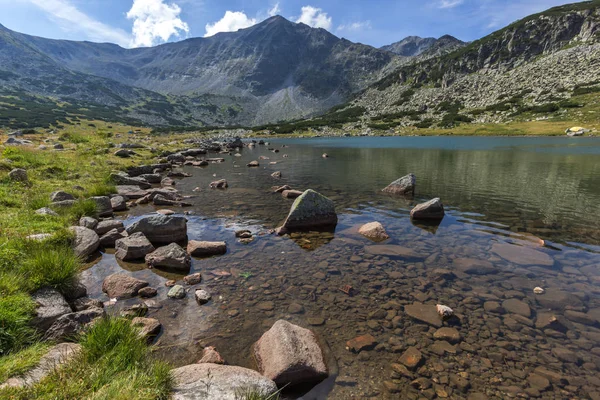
<box><xmin>80</xmin><ymin>137</ymin><xmax>600</xmax><ymax>399</ymax></box>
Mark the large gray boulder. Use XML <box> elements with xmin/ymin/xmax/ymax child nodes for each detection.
<box><xmin>79</xmin><ymin>216</ymin><xmax>98</xmax><ymax>230</ymax></box>
<box><xmin>69</xmin><ymin>226</ymin><xmax>100</xmax><ymax>258</ymax></box>
<box><xmin>89</xmin><ymin>196</ymin><xmax>113</xmax><ymax>218</ymax></box>
<box><xmin>0</xmin><ymin>343</ymin><xmax>81</xmax><ymax>389</ymax></box>
<box><xmin>253</xmin><ymin>320</ymin><xmax>328</xmax><ymax>387</ymax></box>
<box><xmin>126</xmin><ymin>215</ymin><xmax>187</xmax><ymax>244</ymax></box>
<box><xmin>44</xmin><ymin>308</ymin><xmax>104</xmax><ymax>341</ymax></box>
<box><xmin>109</xmin><ymin>172</ymin><xmax>151</xmax><ymax>189</ymax></box>
<box><xmin>145</xmin><ymin>243</ymin><xmax>191</xmax><ymax>271</ymax></box>
<box><xmin>31</xmin><ymin>288</ymin><xmax>72</xmax><ymax>331</ymax></box>
<box><xmin>115</xmin><ymin>232</ymin><xmax>155</xmax><ymax>261</ymax></box>
<box><xmin>172</xmin><ymin>364</ymin><xmax>278</xmax><ymax>400</ymax></box>
<box><xmin>110</xmin><ymin>195</ymin><xmax>128</xmax><ymax>211</ymax></box>
<box><xmin>102</xmin><ymin>273</ymin><xmax>149</xmax><ymax>299</ymax></box>
<box><xmin>382</xmin><ymin>173</ymin><xmax>416</xmax><ymax>195</ymax></box>
<box><xmin>410</xmin><ymin>198</ymin><xmax>445</xmax><ymax>220</ymax></box>
<box><xmin>276</xmin><ymin>190</ymin><xmax>337</xmax><ymax>235</ymax></box>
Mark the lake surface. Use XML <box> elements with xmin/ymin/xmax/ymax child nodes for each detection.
<box><xmin>82</xmin><ymin>136</ymin><xmax>600</xmax><ymax>399</ymax></box>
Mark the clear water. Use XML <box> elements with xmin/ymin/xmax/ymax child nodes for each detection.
<box><xmin>82</xmin><ymin>137</ymin><xmax>600</xmax><ymax>399</ymax></box>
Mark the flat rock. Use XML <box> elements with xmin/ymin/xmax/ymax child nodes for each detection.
<box><xmin>126</xmin><ymin>214</ymin><xmax>187</xmax><ymax>244</ymax></box>
<box><xmin>102</xmin><ymin>273</ymin><xmax>149</xmax><ymax>299</ymax></box>
<box><xmin>281</xmin><ymin>189</ymin><xmax>303</xmax><ymax>199</ymax></box>
<box><xmin>502</xmin><ymin>298</ymin><xmax>531</xmax><ymax>317</ymax></box>
<box><xmin>404</xmin><ymin>303</ymin><xmax>443</xmax><ymax>328</ymax></box>
<box><xmin>69</xmin><ymin>226</ymin><xmax>100</xmax><ymax>258</ymax></box>
<box><xmin>399</xmin><ymin>347</ymin><xmax>424</xmax><ymax>370</ymax></box>
<box><xmin>146</xmin><ymin>243</ymin><xmax>191</xmax><ymax>271</ymax></box>
<box><xmin>536</xmin><ymin>290</ymin><xmax>583</xmax><ymax>310</ymax></box>
<box><xmin>453</xmin><ymin>258</ymin><xmax>497</xmax><ymax>275</ymax></box>
<box><xmin>115</xmin><ymin>232</ymin><xmax>155</xmax><ymax>261</ymax></box>
<box><xmin>254</xmin><ymin>320</ymin><xmax>327</xmax><ymax>387</ymax></box>
<box><xmin>365</xmin><ymin>245</ymin><xmax>422</xmax><ymax>259</ymax></box>
<box><xmin>95</xmin><ymin>219</ymin><xmax>124</xmax><ymax>235</ymax></box>
<box><xmin>187</xmin><ymin>240</ymin><xmax>227</xmax><ymax>257</ymax></box>
<box><xmin>433</xmin><ymin>327</ymin><xmax>461</xmax><ymax>344</ymax></box>
<box><xmin>491</xmin><ymin>243</ymin><xmax>554</xmax><ymax>267</ymax></box>
<box><xmin>172</xmin><ymin>364</ymin><xmax>277</xmax><ymax>400</ymax></box>
<box><xmin>116</xmin><ymin>185</ymin><xmax>148</xmax><ymax>199</ymax></box>
<box><xmin>346</xmin><ymin>334</ymin><xmax>377</xmax><ymax>352</ymax></box>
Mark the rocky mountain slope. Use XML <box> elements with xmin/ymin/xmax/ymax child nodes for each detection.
<box><xmin>381</xmin><ymin>35</ymin><xmax>464</xmax><ymax>57</ymax></box>
<box><xmin>342</xmin><ymin>1</ymin><xmax>600</xmax><ymax>129</ymax></box>
<box><xmin>0</xmin><ymin>16</ymin><xmax>396</xmax><ymax>128</ymax></box>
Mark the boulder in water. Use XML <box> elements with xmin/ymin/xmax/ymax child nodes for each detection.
<box><xmin>410</xmin><ymin>198</ymin><xmax>445</xmax><ymax>220</ymax></box>
<box><xmin>382</xmin><ymin>173</ymin><xmax>415</xmax><ymax>195</ymax></box>
<box><xmin>276</xmin><ymin>189</ymin><xmax>337</xmax><ymax>235</ymax></box>
<box><xmin>126</xmin><ymin>214</ymin><xmax>187</xmax><ymax>244</ymax></box>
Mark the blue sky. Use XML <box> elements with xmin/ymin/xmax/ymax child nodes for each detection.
<box><xmin>0</xmin><ymin>0</ymin><xmax>585</xmax><ymax>48</ymax></box>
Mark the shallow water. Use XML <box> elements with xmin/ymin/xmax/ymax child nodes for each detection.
<box><xmin>82</xmin><ymin>136</ymin><xmax>600</xmax><ymax>399</ymax></box>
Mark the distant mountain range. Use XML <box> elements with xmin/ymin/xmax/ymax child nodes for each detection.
<box><xmin>1</xmin><ymin>1</ymin><xmax>599</xmax><ymax>130</ymax></box>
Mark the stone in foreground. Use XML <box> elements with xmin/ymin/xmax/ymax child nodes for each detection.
<box><xmin>410</xmin><ymin>198</ymin><xmax>445</xmax><ymax>220</ymax></box>
<box><xmin>172</xmin><ymin>363</ymin><xmax>277</xmax><ymax>400</ymax></box>
<box><xmin>115</xmin><ymin>232</ymin><xmax>155</xmax><ymax>261</ymax></box>
<box><xmin>70</xmin><ymin>226</ymin><xmax>100</xmax><ymax>259</ymax></box>
<box><xmin>382</xmin><ymin>173</ymin><xmax>416</xmax><ymax>195</ymax></box>
<box><xmin>358</xmin><ymin>221</ymin><xmax>390</xmax><ymax>241</ymax></box>
<box><xmin>187</xmin><ymin>240</ymin><xmax>227</xmax><ymax>257</ymax></box>
<box><xmin>0</xmin><ymin>343</ymin><xmax>81</xmax><ymax>389</ymax></box>
<box><xmin>276</xmin><ymin>189</ymin><xmax>337</xmax><ymax>235</ymax></box>
<box><xmin>102</xmin><ymin>273</ymin><xmax>149</xmax><ymax>299</ymax></box>
<box><xmin>31</xmin><ymin>287</ymin><xmax>72</xmax><ymax>331</ymax></box>
<box><xmin>253</xmin><ymin>320</ymin><xmax>327</xmax><ymax>387</ymax></box>
<box><xmin>145</xmin><ymin>243</ymin><xmax>191</xmax><ymax>271</ymax></box>
<box><xmin>126</xmin><ymin>214</ymin><xmax>187</xmax><ymax>244</ymax></box>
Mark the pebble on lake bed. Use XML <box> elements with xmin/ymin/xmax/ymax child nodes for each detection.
<box><xmin>534</xmin><ymin>287</ymin><xmax>545</xmax><ymax>294</ymax></box>
<box><xmin>436</xmin><ymin>304</ymin><xmax>454</xmax><ymax>320</ymax></box>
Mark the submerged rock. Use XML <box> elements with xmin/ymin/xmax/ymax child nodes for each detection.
<box><xmin>254</xmin><ymin>320</ymin><xmax>328</xmax><ymax>387</ymax></box>
<box><xmin>276</xmin><ymin>189</ymin><xmax>337</xmax><ymax>235</ymax></box>
<box><xmin>198</xmin><ymin>346</ymin><xmax>224</xmax><ymax>364</ymax></box>
<box><xmin>491</xmin><ymin>243</ymin><xmax>554</xmax><ymax>267</ymax></box>
<box><xmin>410</xmin><ymin>198</ymin><xmax>445</xmax><ymax>220</ymax></box>
<box><xmin>382</xmin><ymin>173</ymin><xmax>416</xmax><ymax>195</ymax></box>
<box><xmin>209</xmin><ymin>179</ymin><xmax>228</xmax><ymax>189</ymax></box>
<box><xmin>145</xmin><ymin>243</ymin><xmax>191</xmax><ymax>271</ymax></box>
<box><xmin>187</xmin><ymin>240</ymin><xmax>227</xmax><ymax>257</ymax></box>
<box><xmin>172</xmin><ymin>364</ymin><xmax>277</xmax><ymax>400</ymax></box>
<box><xmin>404</xmin><ymin>303</ymin><xmax>443</xmax><ymax>328</ymax></box>
<box><xmin>126</xmin><ymin>215</ymin><xmax>187</xmax><ymax>244</ymax></box>
<box><xmin>346</xmin><ymin>334</ymin><xmax>377</xmax><ymax>353</ymax></box>
<box><xmin>358</xmin><ymin>221</ymin><xmax>390</xmax><ymax>241</ymax></box>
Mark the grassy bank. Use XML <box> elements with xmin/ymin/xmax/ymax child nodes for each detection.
<box><xmin>0</xmin><ymin>121</ymin><xmax>193</xmax><ymax>398</ymax></box>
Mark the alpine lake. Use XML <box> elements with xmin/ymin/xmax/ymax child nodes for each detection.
<box><xmin>82</xmin><ymin>136</ymin><xmax>600</xmax><ymax>399</ymax></box>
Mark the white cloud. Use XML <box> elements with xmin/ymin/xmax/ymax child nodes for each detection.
<box><xmin>26</xmin><ymin>0</ymin><xmax>130</xmax><ymax>47</ymax></box>
<box><xmin>126</xmin><ymin>0</ymin><xmax>189</xmax><ymax>47</ymax></box>
<box><xmin>337</xmin><ymin>20</ymin><xmax>372</xmax><ymax>32</ymax></box>
<box><xmin>438</xmin><ymin>0</ymin><xmax>463</xmax><ymax>8</ymax></box>
<box><xmin>295</xmin><ymin>5</ymin><xmax>332</xmax><ymax>30</ymax></box>
<box><xmin>268</xmin><ymin>2</ymin><xmax>281</xmax><ymax>17</ymax></box>
<box><xmin>204</xmin><ymin>11</ymin><xmax>257</xmax><ymax>37</ymax></box>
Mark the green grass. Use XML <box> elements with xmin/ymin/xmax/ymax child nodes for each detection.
<box><xmin>0</xmin><ymin>342</ymin><xmax>49</xmax><ymax>382</ymax></box>
<box><xmin>235</xmin><ymin>387</ymin><xmax>282</xmax><ymax>400</ymax></box>
<box><xmin>0</xmin><ymin>294</ymin><xmax>38</xmax><ymax>356</ymax></box>
<box><xmin>0</xmin><ymin>318</ymin><xmax>173</xmax><ymax>400</ymax></box>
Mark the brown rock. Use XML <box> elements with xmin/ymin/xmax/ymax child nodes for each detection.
<box><xmin>410</xmin><ymin>198</ymin><xmax>445</xmax><ymax>220</ymax></box>
<box><xmin>102</xmin><ymin>274</ymin><xmax>148</xmax><ymax>299</ymax></box>
<box><xmin>453</xmin><ymin>258</ymin><xmax>497</xmax><ymax>275</ymax></box>
<box><xmin>502</xmin><ymin>298</ymin><xmax>531</xmax><ymax>318</ymax></box>
<box><xmin>399</xmin><ymin>347</ymin><xmax>423</xmax><ymax>370</ymax></box>
<box><xmin>404</xmin><ymin>303</ymin><xmax>442</xmax><ymax>327</ymax></box>
<box><xmin>138</xmin><ymin>287</ymin><xmax>157</xmax><ymax>298</ymax></box>
<box><xmin>433</xmin><ymin>327</ymin><xmax>462</xmax><ymax>344</ymax></box>
<box><xmin>198</xmin><ymin>346</ymin><xmax>225</xmax><ymax>364</ymax></box>
<box><xmin>346</xmin><ymin>334</ymin><xmax>377</xmax><ymax>353</ymax></box>
<box><xmin>491</xmin><ymin>243</ymin><xmax>554</xmax><ymax>267</ymax></box>
<box><xmin>132</xmin><ymin>317</ymin><xmax>161</xmax><ymax>339</ymax></box>
<box><xmin>281</xmin><ymin>190</ymin><xmax>303</xmax><ymax>199</ymax></box>
<box><xmin>358</xmin><ymin>222</ymin><xmax>390</xmax><ymax>241</ymax></box>
<box><xmin>183</xmin><ymin>273</ymin><xmax>202</xmax><ymax>285</ymax></box>
<box><xmin>365</xmin><ymin>245</ymin><xmax>422</xmax><ymax>259</ymax></box>
<box><xmin>187</xmin><ymin>240</ymin><xmax>227</xmax><ymax>257</ymax></box>
<box><xmin>382</xmin><ymin>174</ymin><xmax>416</xmax><ymax>195</ymax></box>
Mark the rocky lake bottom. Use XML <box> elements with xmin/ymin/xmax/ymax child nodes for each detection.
<box><xmin>81</xmin><ymin>137</ymin><xmax>600</xmax><ymax>399</ymax></box>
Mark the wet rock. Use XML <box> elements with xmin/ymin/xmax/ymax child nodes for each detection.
<box><xmin>126</xmin><ymin>214</ymin><xmax>187</xmax><ymax>244</ymax></box>
<box><xmin>153</xmin><ymin>194</ymin><xmax>179</xmax><ymax>206</ymax></box>
<box><xmin>528</xmin><ymin>373</ymin><xmax>551</xmax><ymax>391</ymax></box>
<box><xmin>95</xmin><ymin>219</ymin><xmax>124</xmax><ymax>235</ymax></box>
<box><xmin>254</xmin><ymin>320</ymin><xmax>328</xmax><ymax>387</ymax></box>
<box><xmin>247</xmin><ymin>160</ymin><xmax>260</xmax><ymax>167</ymax></box>
<box><xmin>172</xmin><ymin>364</ymin><xmax>277</xmax><ymax>400</ymax></box>
<box><xmin>168</xmin><ymin>285</ymin><xmax>186</xmax><ymax>299</ymax></box>
<box><xmin>564</xmin><ymin>310</ymin><xmax>598</xmax><ymax>326</ymax></box>
<box><xmin>308</xmin><ymin>317</ymin><xmax>325</xmax><ymax>326</ymax></box>
<box><xmin>536</xmin><ymin>290</ymin><xmax>583</xmax><ymax>310</ymax></box>
<box><xmin>399</xmin><ymin>347</ymin><xmax>424</xmax><ymax>370</ymax></box>
<box><xmin>450</xmin><ymin>374</ymin><xmax>471</xmax><ymax>393</ymax></box>
<box><xmin>156</xmin><ymin>209</ymin><xmax>175</xmax><ymax>215</ymax></box>
<box><xmin>209</xmin><ymin>179</ymin><xmax>228</xmax><ymax>189</ymax></box>
<box><xmin>436</xmin><ymin>304</ymin><xmax>454</xmax><ymax>320</ymax></box>
<box><xmin>138</xmin><ymin>287</ymin><xmax>157</xmax><ymax>298</ymax></box>
<box><xmin>89</xmin><ymin>196</ymin><xmax>113</xmax><ymax>218</ymax></box>
<box><xmin>410</xmin><ymin>198</ymin><xmax>445</xmax><ymax>220</ymax></box>
<box><xmin>195</xmin><ymin>289</ymin><xmax>211</xmax><ymax>304</ymax></box>
<box><xmin>365</xmin><ymin>245</ymin><xmax>422</xmax><ymax>259</ymax></box>
<box><xmin>271</xmin><ymin>171</ymin><xmax>282</xmax><ymax>179</ymax></box>
<box><xmin>198</xmin><ymin>346</ymin><xmax>224</xmax><ymax>364</ymax></box>
<box><xmin>50</xmin><ymin>191</ymin><xmax>75</xmax><ymax>202</ymax></box>
<box><xmin>433</xmin><ymin>327</ymin><xmax>461</xmax><ymax>344</ymax></box>
<box><xmin>0</xmin><ymin>343</ymin><xmax>81</xmax><ymax>389</ymax></box>
<box><xmin>132</xmin><ymin>317</ymin><xmax>161</xmax><ymax>339</ymax></box>
<box><xmin>551</xmin><ymin>347</ymin><xmax>581</xmax><ymax>364</ymax></box>
<box><xmin>110</xmin><ymin>195</ymin><xmax>128</xmax><ymax>211</ymax></box>
<box><xmin>274</xmin><ymin>185</ymin><xmax>291</xmax><ymax>193</ymax></box>
<box><xmin>8</xmin><ymin>168</ymin><xmax>28</xmax><ymax>182</ymax></box>
<box><xmin>404</xmin><ymin>303</ymin><xmax>442</xmax><ymax>327</ymax></box>
<box><xmin>281</xmin><ymin>189</ymin><xmax>303</xmax><ymax>199</ymax></box>
<box><xmin>102</xmin><ymin>273</ymin><xmax>149</xmax><ymax>299</ymax></box>
<box><xmin>146</xmin><ymin>243</ymin><xmax>191</xmax><ymax>271</ymax></box>
<box><xmin>44</xmin><ymin>308</ymin><xmax>104</xmax><ymax>341</ymax></box>
<box><xmin>69</xmin><ymin>226</ymin><xmax>100</xmax><ymax>258</ymax></box>
<box><xmin>491</xmin><ymin>243</ymin><xmax>554</xmax><ymax>267</ymax></box>
<box><xmin>502</xmin><ymin>298</ymin><xmax>531</xmax><ymax>317</ymax></box>
<box><xmin>288</xmin><ymin>303</ymin><xmax>305</xmax><ymax>314</ymax></box>
<box><xmin>276</xmin><ymin>189</ymin><xmax>337</xmax><ymax>234</ymax></box>
<box><xmin>115</xmin><ymin>232</ymin><xmax>155</xmax><ymax>261</ymax></box>
<box><xmin>184</xmin><ymin>273</ymin><xmax>202</xmax><ymax>285</ymax></box>
<box><xmin>99</xmin><ymin>228</ymin><xmax>126</xmax><ymax>248</ymax></box>
<box><xmin>235</xmin><ymin>230</ymin><xmax>252</xmax><ymax>239</ymax></box>
<box><xmin>346</xmin><ymin>334</ymin><xmax>377</xmax><ymax>352</ymax></box>
<box><xmin>484</xmin><ymin>301</ymin><xmax>505</xmax><ymax>313</ymax></box>
<box><xmin>533</xmin><ymin>367</ymin><xmax>568</xmax><ymax>386</ymax></box>
<box><xmin>453</xmin><ymin>257</ymin><xmax>497</xmax><ymax>275</ymax></box>
<box><xmin>391</xmin><ymin>363</ymin><xmax>414</xmax><ymax>379</ymax></box>
<box><xmin>31</xmin><ymin>288</ymin><xmax>72</xmax><ymax>331</ymax></box>
<box><xmin>382</xmin><ymin>173</ymin><xmax>416</xmax><ymax>195</ymax></box>
<box><xmin>187</xmin><ymin>240</ymin><xmax>227</xmax><ymax>257</ymax></box>
<box><xmin>358</xmin><ymin>222</ymin><xmax>390</xmax><ymax>241</ymax></box>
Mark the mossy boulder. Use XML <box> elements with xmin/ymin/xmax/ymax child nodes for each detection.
<box><xmin>276</xmin><ymin>189</ymin><xmax>337</xmax><ymax>235</ymax></box>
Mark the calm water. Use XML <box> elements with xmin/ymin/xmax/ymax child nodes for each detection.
<box><xmin>82</xmin><ymin>137</ymin><xmax>600</xmax><ymax>399</ymax></box>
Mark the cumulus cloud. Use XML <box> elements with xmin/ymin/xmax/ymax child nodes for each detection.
<box><xmin>438</xmin><ymin>0</ymin><xmax>463</xmax><ymax>8</ymax></box>
<box><xmin>204</xmin><ymin>11</ymin><xmax>257</xmax><ymax>37</ymax></box>
<box><xmin>26</xmin><ymin>0</ymin><xmax>130</xmax><ymax>47</ymax></box>
<box><xmin>337</xmin><ymin>20</ymin><xmax>372</xmax><ymax>32</ymax></box>
<box><xmin>126</xmin><ymin>0</ymin><xmax>189</xmax><ymax>47</ymax></box>
<box><xmin>268</xmin><ymin>2</ymin><xmax>281</xmax><ymax>17</ymax></box>
<box><xmin>295</xmin><ymin>5</ymin><xmax>332</xmax><ymax>30</ymax></box>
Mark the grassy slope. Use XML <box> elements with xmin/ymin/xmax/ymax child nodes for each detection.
<box><xmin>0</xmin><ymin>121</ymin><xmax>202</xmax><ymax>398</ymax></box>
